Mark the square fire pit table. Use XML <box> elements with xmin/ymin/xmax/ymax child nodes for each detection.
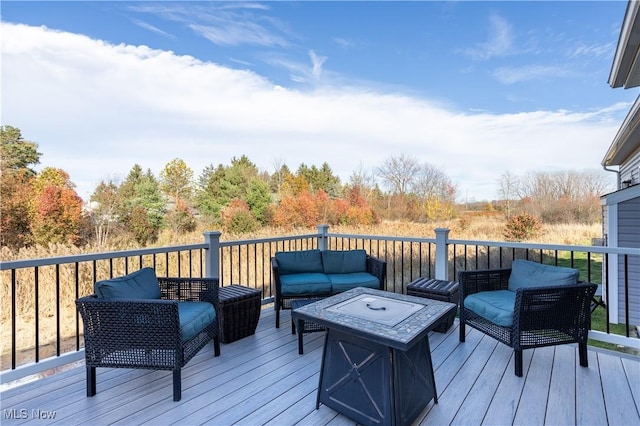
<box><xmin>292</xmin><ymin>287</ymin><xmax>456</xmax><ymax>426</ymax></box>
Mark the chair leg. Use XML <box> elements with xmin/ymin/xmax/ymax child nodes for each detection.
<box><xmin>173</xmin><ymin>370</ymin><xmax>181</xmax><ymax>401</ymax></box>
<box><xmin>578</xmin><ymin>342</ymin><xmax>588</xmax><ymax>367</ymax></box>
<box><xmin>86</xmin><ymin>366</ymin><xmax>96</xmax><ymax>397</ymax></box>
<box><xmin>276</xmin><ymin>308</ymin><xmax>280</xmax><ymax>328</ymax></box>
<box><xmin>298</xmin><ymin>319</ymin><xmax>305</xmax><ymax>355</ymax></box>
<box><xmin>514</xmin><ymin>350</ymin><xmax>523</xmax><ymax>377</ymax></box>
<box><xmin>213</xmin><ymin>336</ymin><xmax>221</xmax><ymax>357</ymax></box>
<box><xmin>459</xmin><ymin>321</ymin><xmax>466</xmax><ymax>342</ymax></box>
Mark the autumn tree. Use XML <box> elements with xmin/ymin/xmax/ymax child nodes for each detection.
<box><xmin>1</xmin><ymin>169</ymin><xmax>33</xmax><ymax>248</ymax></box>
<box><xmin>0</xmin><ymin>126</ymin><xmax>42</xmax><ymax>248</ymax></box>
<box><xmin>220</xmin><ymin>199</ymin><xmax>260</xmax><ymax>234</ymax></box>
<box><xmin>271</xmin><ymin>190</ymin><xmax>320</xmax><ymax>228</ymax></box>
<box><xmin>30</xmin><ymin>168</ymin><xmax>84</xmax><ymax>246</ymax></box>
<box><xmin>413</xmin><ymin>164</ymin><xmax>458</xmax><ymax>221</ymax></box>
<box><xmin>160</xmin><ymin>158</ymin><xmax>194</xmax><ymax>204</ymax></box>
<box><xmin>166</xmin><ymin>199</ymin><xmax>197</xmax><ymax>234</ymax></box>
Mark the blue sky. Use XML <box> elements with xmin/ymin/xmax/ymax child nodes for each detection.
<box><xmin>2</xmin><ymin>1</ymin><xmax>637</xmax><ymax>202</ymax></box>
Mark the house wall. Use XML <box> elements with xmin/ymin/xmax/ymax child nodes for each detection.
<box><xmin>617</xmin><ymin>196</ymin><xmax>640</xmax><ymax>325</ymax></box>
<box><xmin>619</xmin><ymin>147</ymin><xmax>640</xmax><ymax>186</ymax></box>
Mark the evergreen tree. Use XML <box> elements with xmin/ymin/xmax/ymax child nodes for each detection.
<box><xmin>0</xmin><ymin>125</ymin><xmax>41</xmax><ymax>175</ymax></box>
<box><xmin>118</xmin><ymin>165</ymin><xmax>166</xmax><ymax>244</ymax></box>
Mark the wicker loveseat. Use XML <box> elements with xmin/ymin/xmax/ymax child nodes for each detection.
<box><xmin>458</xmin><ymin>259</ymin><xmax>596</xmax><ymax>377</ymax></box>
<box><xmin>271</xmin><ymin>249</ymin><xmax>387</xmax><ymax>328</ymax></box>
<box><xmin>75</xmin><ymin>267</ymin><xmax>221</xmax><ymax>401</ymax></box>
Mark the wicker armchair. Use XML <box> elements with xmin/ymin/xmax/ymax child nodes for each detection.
<box><xmin>76</xmin><ymin>275</ymin><xmax>221</xmax><ymax>401</ymax></box>
<box><xmin>458</xmin><ymin>266</ymin><xmax>596</xmax><ymax>377</ymax></box>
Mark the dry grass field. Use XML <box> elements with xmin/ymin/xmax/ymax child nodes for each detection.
<box><xmin>1</xmin><ymin>216</ymin><xmax>602</xmax><ymax>370</ymax></box>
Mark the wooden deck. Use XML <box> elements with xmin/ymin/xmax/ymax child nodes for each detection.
<box><xmin>1</xmin><ymin>306</ymin><xmax>639</xmax><ymax>425</ymax></box>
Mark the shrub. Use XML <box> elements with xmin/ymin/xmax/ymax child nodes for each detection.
<box><xmin>504</xmin><ymin>213</ymin><xmax>541</xmax><ymax>241</ymax></box>
<box><xmin>221</xmin><ymin>199</ymin><xmax>260</xmax><ymax>234</ymax></box>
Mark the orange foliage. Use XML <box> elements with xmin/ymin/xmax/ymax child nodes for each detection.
<box><xmin>30</xmin><ymin>174</ymin><xmax>84</xmax><ymax>245</ymax></box>
<box><xmin>271</xmin><ymin>189</ymin><xmax>378</xmax><ymax>229</ymax></box>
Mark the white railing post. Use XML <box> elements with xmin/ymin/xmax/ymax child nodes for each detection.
<box><xmin>203</xmin><ymin>231</ymin><xmax>222</xmax><ymax>279</ymax></box>
<box><xmin>317</xmin><ymin>224</ymin><xmax>329</xmax><ymax>250</ymax></box>
<box><xmin>434</xmin><ymin>228</ymin><xmax>450</xmax><ymax>281</ymax></box>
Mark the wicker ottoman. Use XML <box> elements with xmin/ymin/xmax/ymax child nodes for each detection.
<box><xmin>218</xmin><ymin>285</ymin><xmax>261</xmax><ymax>343</ymax></box>
<box><xmin>407</xmin><ymin>278</ymin><xmax>459</xmax><ymax>333</ymax></box>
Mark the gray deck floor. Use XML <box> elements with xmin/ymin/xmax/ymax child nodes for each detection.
<box><xmin>1</xmin><ymin>306</ymin><xmax>639</xmax><ymax>425</ymax></box>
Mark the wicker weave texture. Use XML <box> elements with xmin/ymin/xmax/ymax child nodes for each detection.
<box><xmin>218</xmin><ymin>285</ymin><xmax>261</xmax><ymax>343</ymax></box>
<box><xmin>407</xmin><ymin>278</ymin><xmax>459</xmax><ymax>332</ymax></box>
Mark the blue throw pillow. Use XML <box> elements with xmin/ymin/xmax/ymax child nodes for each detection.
<box><xmin>94</xmin><ymin>267</ymin><xmax>162</xmax><ymax>299</ymax></box>
<box><xmin>508</xmin><ymin>259</ymin><xmax>579</xmax><ymax>292</ymax></box>
<box><xmin>275</xmin><ymin>250</ymin><xmax>324</xmax><ymax>275</ymax></box>
<box><xmin>322</xmin><ymin>250</ymin><xmax>367</xmax><ymax>274</ymax></box>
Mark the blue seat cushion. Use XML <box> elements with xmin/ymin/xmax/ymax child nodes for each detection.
<box><xmin>322</xmin><ymin>250</ymin><xmax>367</xmax><ymax>274</ymax></box>
<box><xmin>464</xmin><ymin>290</ymin><xmax>516</xmax><ymax>327</ymax></box>
<box><xmin>327</xmin><ymin>273</ymin><xmax>380</xmax><ymax>293</ymax></box>
<box><xmin>279</xmin><ymin>273</ymin><xmax>332</xmax><ymax>295</ymax></box>
<box><xmin>275</xmin><ymin>250</ymin><xmax>323</xmax><ymax>275</ymax></box>
<box><xmin>94</xmin><ymin>267</ymin><xmax>161</xmax><ymax>299</ymax></box>
<box><xmin>508</xmin><ymin>259</ymin><xmax>579</xmax><ymax>292</ymax></box>
<box><xmin>178</xmin><ymin>301</ymin><xmax>216</xmax><ymax>342</ymax></box>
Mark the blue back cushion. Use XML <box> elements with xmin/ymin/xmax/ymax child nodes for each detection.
<box><xmin>275</xmin><ymin>250</ymin><xmax>323</xmax><ymax>275</ymax></box>
<box><xmin>322</xmin><ymin>250</ymin><xmax>367</xmax><ymax>274</ymax></box>
<box><xmin>508</xmin><ymin>259</ymin><xmax>579</xmax><ymax>292</ymax></box>
<box><xmin>94</xmin><ymin>267</ymin><xmax>162</xmax><ymax>299</ymax></box>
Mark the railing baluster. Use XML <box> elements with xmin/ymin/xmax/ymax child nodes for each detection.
<box><xmin>56</xmin><ymin>264</ymin><xmax>61</xmax><ymax>357</ymax></box>
<box><xmin>35</xmin><ymin>267</ymin><xmax>39</xmax><ymax>363</ymax></box>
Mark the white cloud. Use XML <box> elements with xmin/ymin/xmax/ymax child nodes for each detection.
<box><xmin>2</xmin><ymin>23</ymin><xmax>623</xmax><ymax>202</ymax></box>
<box><xmin>129</xmin><ymin>2</ymin><xmax>290</xmax><ymax>48</ymax></box>
<box><xmin>130</xmin><ymin>18</ymin><xmax>176</xmax><ymax>40</ymax></box>
<box><xmin>570</xmin><ymin>42</ymin><xmax>615</xmax><ymax>58</ymax></box>
<box><xmin>493</xmin><ymin>64</ymin><xmax>573</xmax><ymax>84</ymax></box>
<box><xmin>460</xmin><ymin>14</ymin><xmax>514</xmax><ymax>60</ymax></box>
<box><xmin>309</xmin><ymin>50</ymin><xmax>327</xmax><ymax>81</ymax></box>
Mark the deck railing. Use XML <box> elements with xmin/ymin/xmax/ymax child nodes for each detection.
<box><xmin>1</xmin><ymin>225</ymin><xmax>638</xmax><ymax>384</ymax></box>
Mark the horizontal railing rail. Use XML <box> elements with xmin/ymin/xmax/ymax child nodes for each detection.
<box><xmin>1</xmin><ymin>225</ymin><xmax>638</xmax><ymax>385</ymax></box>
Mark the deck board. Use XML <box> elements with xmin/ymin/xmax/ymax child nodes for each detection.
<box><xmin>1</xmin><ymin>306</ymin><xmax>638</xmax><ymax>426</ymax></box>
<box><xmin>545</xmin><ymin>345</ymin><xmax>577</xmax><ymax>426</ymax></box>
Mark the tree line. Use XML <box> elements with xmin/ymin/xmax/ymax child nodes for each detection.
<box><xmin>1</xmin><ymin>125</ymin><xmax>611</xmax><ymax>250</ymax></box>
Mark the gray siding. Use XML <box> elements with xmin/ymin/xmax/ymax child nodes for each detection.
<box><xmin>617</xmin><ymin>196</ymin><xmax>640</xmax><ymax>325</ymax></box>
<box><xmin>619</xmin><ymin>149</ymin><xmax>640</xmax><ymax>186</ymax></box>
